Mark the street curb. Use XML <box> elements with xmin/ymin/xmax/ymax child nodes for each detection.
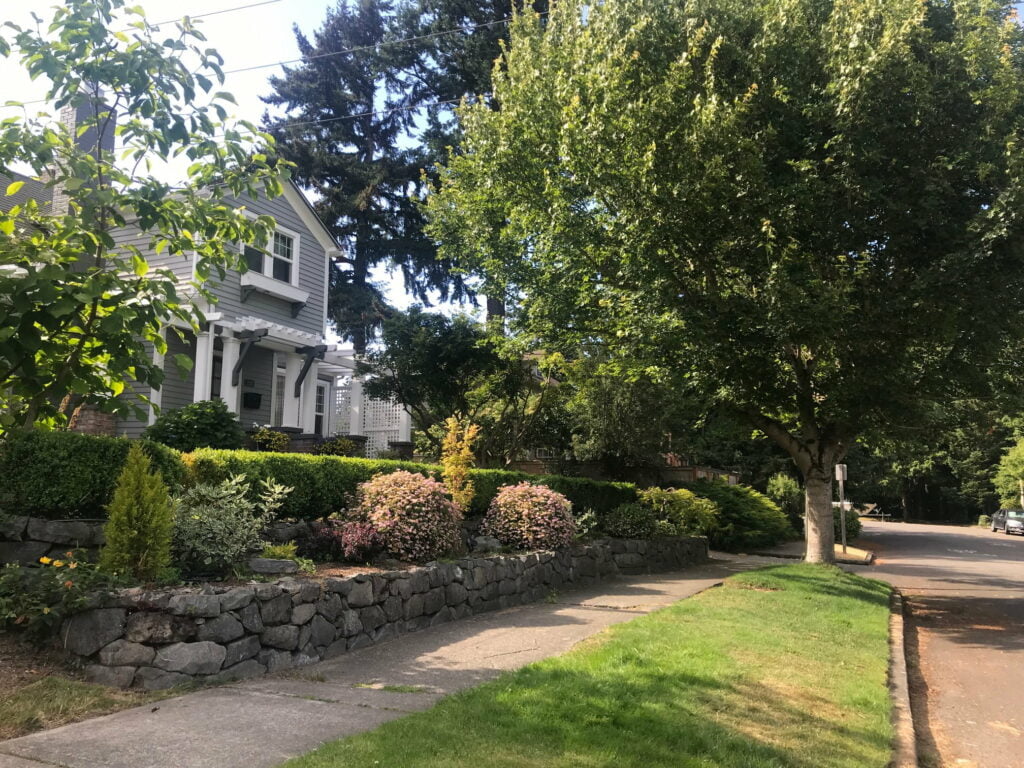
<box><xmin>889</xmin><ymin>589</ymin><xmax>918</xmax><ymax>768</ymax></box>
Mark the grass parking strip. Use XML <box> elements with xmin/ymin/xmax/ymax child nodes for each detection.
<box><xmin>281</xmin><ymin>563</ymin><xmax>893</xmax><ymax>768</ymax></box>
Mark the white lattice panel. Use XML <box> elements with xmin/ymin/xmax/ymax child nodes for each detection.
<box><xmin>333</xmin><ymin>377</ymin><xmax>403</xmax><ymax>457</ymax></box>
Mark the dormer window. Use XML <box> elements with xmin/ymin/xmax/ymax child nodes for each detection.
<box><xmin>241</xmin><ymin>228</ymin><xmax>299</xmax><ymax>286</ymax></box>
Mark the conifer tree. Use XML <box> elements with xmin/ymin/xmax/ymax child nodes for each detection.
<box><xmin>262</xmin><ymin>0</ymin><xmax>469</xmax><ymax>352</ymax></box>
<box><xmin>99</xmin><ymin>443</ymin><xmax>174</xmax><ymax>581</ymax></box>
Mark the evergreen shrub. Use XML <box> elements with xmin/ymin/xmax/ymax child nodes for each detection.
<box><xmin>99</xmin><ymin>443</ymin><xmax>175</xmax><ymax>581</ymax></box>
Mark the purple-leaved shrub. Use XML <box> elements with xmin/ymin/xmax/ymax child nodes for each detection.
<box><xmin>340</xmin><ymin>521</ymin><xmax>381</xmax><ymax>561</ymax></box>
<box><xmin>356</xmin><ymin>471</ymin><xmax>461</xmax><ymax>562</ymax></box>
<box><xmin>482</xmin><ymin>482</ymin><xmax>575</xmax><ymax>550</ymax></box>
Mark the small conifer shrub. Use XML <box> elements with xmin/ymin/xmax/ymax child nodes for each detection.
<box><xmin>99</xmin><ymin>442</ymin><xmax>174</xmax><ymax>581</ymax></box>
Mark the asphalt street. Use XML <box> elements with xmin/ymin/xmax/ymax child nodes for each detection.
<box><xmin>858</xmin><ymin>519</ymin><xmax>1024</xmax><ymax>768</ymax></box>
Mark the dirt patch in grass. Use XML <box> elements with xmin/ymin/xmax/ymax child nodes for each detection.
<box><xmin>0</xmin><ymin>633</ymin><xmax>167</xmax><ymax>742</ymax></box>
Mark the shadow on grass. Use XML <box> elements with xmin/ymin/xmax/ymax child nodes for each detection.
<box><xmin>283</xmin><ymin>659</ymin><xmax>890</xmax><ymax>768</ymax></box>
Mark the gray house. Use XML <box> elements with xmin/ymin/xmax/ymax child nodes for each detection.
<box><xmin>3</xmin><ymin>105</ymin><xmax>412</xmax><ymax>451</ymax></box>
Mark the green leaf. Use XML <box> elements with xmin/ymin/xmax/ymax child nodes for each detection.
<box><xmin>132</xmin><ymin>253</ymin><xmax>149</xmax><ymax>277</ymax></box>
<box><xmin>5</xmin><ymin>180</ymin><xmax>24</xmax><ymax>196</ymax></box>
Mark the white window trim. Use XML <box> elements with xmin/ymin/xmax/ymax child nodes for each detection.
<box><xmin>238</xmin><ymin>220</ymin><xmax>302</xmax><ymax>289</ymax></box>
<box><xmin>240</xmin><ymin>270</ymin><xmax>310</xmax><ymax>304</ymax></box>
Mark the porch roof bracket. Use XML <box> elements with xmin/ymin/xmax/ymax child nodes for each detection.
<box><xmin>294</xmin><ymin>344</ymin><xmax>327</xmax><ymax>397</ymax></box>
<box><xmin>231</xmin><ymin>328</ymin><xmax>269</xmax><ymax>386</ymax></box>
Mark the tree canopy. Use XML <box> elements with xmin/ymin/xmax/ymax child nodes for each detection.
<box><xmin>427</xmin><ymin>0</ymin><xmax>1024</xmax><ymax>561</ymax></box>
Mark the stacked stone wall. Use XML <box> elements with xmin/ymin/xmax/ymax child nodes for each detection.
<box><xmin>61</xmin><ymin>537</ymin><xmax>708</xmax><ymax>690</ymax></box>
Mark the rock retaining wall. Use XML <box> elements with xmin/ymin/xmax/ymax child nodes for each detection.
<box><xmin>0</xmin><ymin>516</ymin><xmax>105</xmax><ymax>565</ymax></box>
<box><xmin>63</xmin><ymin>537</ymin><xmax>707</xmax><ymax>690</ymax></box>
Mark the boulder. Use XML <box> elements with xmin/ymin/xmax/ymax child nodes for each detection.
<box><xmin>0</xmin><ymin>540</ymin><xmax>51</xmax><ymax>565</ymax></box>
<box><xmin>26</xmin><ymin>519</ymin><xmax>104</xmax><ymax>547</ymax></box>
<box><xmin>253</xmin><ymin>583</ymin><xmax>282</xmax><ymax>600</ymax></box>
<box><xmin>261</xmin><ymin>624</ymin><xmax>300</xmax><ymax>650</ymax></box>
<box><xmin>85</xmin><ymin>664</ymin><xmax>136</xmax><ymax>689</ymax></box>
<box><xmin>338</xmin><ymin>609</ymin><xmax>363</xmax><ymax>637</ymax></box>
<box><xmin>257</xmin><ymin>648</ymin><xmax>294</xmax><ymax>674</ymax></box>
<box><xmin>316</xmin><ymin>593</ymin><xmax>343</xmax><ymax>622</ymax></box>
<box><xmin>260</xmin><ymin>594</ymin><xmax>293</xmax><ymax>625</ymax></box>
<box><xmin>167</xmin><ymin>594</ymin><xmax>221</xmax><ymax>618</ymax></box>
<box><xmin>197</xmin><ymin>613</ymin><xmax>244</xmax><ymax>644</ymax></box>
<box><xmin>358</xmin><ymin>605</ymin><xmax>386</xmax><ymax>632</ymax></box>
<box><xmin>209</xmin><ymin>659</ymin><xmax>264</xmax><ymax>684</ymax></box>
<box><xmin>223</xmin><ymin>635</ymin><xmax>261</xmax><ymax>668</ymax></box>
<box><xmin>238</xmin><ymin>602</ymin><xmax>264</xmax><ymax>634</ymax></box>
<box><xmin>346</xmin><ymin>579</ymin><xmax>374</xmax><ymax>608</ymax></box>
<box><xmin>62</xmin><ymin>608</ymin><xmax>126</xmax><ymax>657</ymax></box>
<box><xmin>0</xmin><ymin>515</ymin><xmax>29</xmax><ymax>540</ymax></box>
<box><xmin>153</xmin><ymin>641</ymin><xmax>226</xmax><ymax>675</ymax></box>
<box><xmin>446</xmin><ymin>583</ymin><xmax>468</xmax><ymax>605</ymax></box>
<box><xmin>98</xmin><ymin>639</ymin><xmax>155</xmax><ymax>667</ymax></box>
<box><xmin>134</xmin><ymin>667</ymin><xmax>191</xmax><ymax>691</ymax></box>
<box><xmin>309</xmin><ymin>614</ymin><xmax>335</xmax><ymax>648</ymax></box>
<box><xmin>124</xmin><ymin>612</ymin><xmax>195</xmax><ymax>644</ymax></box>
<box><xmin>324</xmin><ymin>577</ymin><xmax>353</xmax><ymax>595</ymax></box>
<box><xmin>218</xmin><ymin>587</ymin><xmax>254</xmax><ymax>612</ymax></box>
<box><xmin>290</xmin><ymin>603</ymin><xmax>316</xmax><ymax>625</ymax></box>
<box><xmin>249</xmin><ymin>558</ymin><xmax>298</xmax><ymax>575</ymax></box>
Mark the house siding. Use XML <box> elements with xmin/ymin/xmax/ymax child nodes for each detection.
<box><xmin>206</xmin><ymin>192</ymin><xmax>327</xmax><ymax>338</ymax></box>
<box><xmin>113</xmin><ymin>341</ymin><xmax>154</xmax><ymax>439</ymax></box>
<box><xmin>111</xmin><ymin>226</ymin><xmax>193</xmax><ymax>281</ymax></box>
<box><xmin>161</xmin><ymin>331</ymin><xmax>198</xmax><ymax>413</ymax></box>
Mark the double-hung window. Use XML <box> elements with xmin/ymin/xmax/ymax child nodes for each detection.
<box><xmin>242</xmin><ymin>229</ymin><xmax>297</xmax><ymax>285</ymax></box>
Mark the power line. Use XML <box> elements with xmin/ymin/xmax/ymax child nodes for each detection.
<box><xmin>148</xmin><ymin>0</ymin><xmax>283</xmax><ymax>28</ymax></box>
<box><xmin>224</xmin><ymin>16</ymin><xmax>515</xmax><ymax>75</ymax></box>
<box><xmin>2</xmin><ymin>9</ymin><xmax>522</xmax><ymax>110</ymax></box>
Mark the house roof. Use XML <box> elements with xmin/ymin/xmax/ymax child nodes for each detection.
<box><xmin>0</xmin><ymin>171</ymin><xmax>51</xmax><ymax>214</ymax></box>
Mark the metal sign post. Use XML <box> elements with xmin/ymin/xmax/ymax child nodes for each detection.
<box><xmin>835</xmin><ymin>464</ymin><xmax>848</xmax><ymax>554</ymax></box>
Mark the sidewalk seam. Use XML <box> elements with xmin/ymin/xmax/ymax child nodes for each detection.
<box><xmin>889</xmin><ymin>589</ymin><xmax>918</xmax><ymax>768</ymax></box>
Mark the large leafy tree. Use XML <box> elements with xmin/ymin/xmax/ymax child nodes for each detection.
<box><xmin>427</xmin><ymin>0</ymin><xmax>1024</xmax><ymax>562</ymax></box>
<box><xmin>0</xmin><ymin>0</ymin><xmax>282</xmax><ymax>432</ymax></box>
<box><xmin>263</xmin><ymin>0</ymin><xmax>469</xmax><ymax>352</ymax></box>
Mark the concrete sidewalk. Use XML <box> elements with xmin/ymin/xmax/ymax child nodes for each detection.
<box><xmin>0</xmin><ymin>555</ymin><xmax>775</xmax><ymax>768</ymax></box>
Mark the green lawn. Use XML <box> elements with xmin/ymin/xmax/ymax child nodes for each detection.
<box><xmin>281</xmin><ymin>564</ymin><xmax>893</xmax><ymax>768</ymax></box>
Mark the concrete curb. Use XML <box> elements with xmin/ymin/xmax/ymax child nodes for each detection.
<box><xmin>889</xmin><ymin>589</ymin><xmax>918</xmax><ymax>768</ymax></box>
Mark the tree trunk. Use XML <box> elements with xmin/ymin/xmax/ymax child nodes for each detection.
<box><xmin>803</xmin><ymin>469</ymin><xmax>836</xmax><ymax>564</ymax></box>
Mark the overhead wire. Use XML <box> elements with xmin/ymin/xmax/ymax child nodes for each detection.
<box><xmin>2</xmin><ymin>6</ymin><xmax>524</xmax><ymax>113</ymax></box>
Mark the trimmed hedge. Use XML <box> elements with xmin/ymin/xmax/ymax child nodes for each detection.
<box><xmin>186</xmin><ymin>449</ymin><xmax>440</xmax><ymax>521</ymax></box>
<box><xmin>1</xmin><ymin>432</ymin><xmax>785</xmax><ymax>554</ymax></box>
<box><xmin>0</xmin><ymin>431</ymin><xmax>185</xmax><ymax>520</ymax></box>
<box><xmin>188</xmin><ymin>450</ymin><xmax>639</xmax><ymax>521</ymax></box>
<box><xmin>684</xmin><ymin>480</ymin><xmax>794</xmax><ymax>551</ymax></box>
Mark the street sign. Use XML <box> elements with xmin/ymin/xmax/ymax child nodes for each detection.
<box><xmin>835</xmin><ymin>464</ymin><xmax>848</xmax><ymax>481</ymax></box>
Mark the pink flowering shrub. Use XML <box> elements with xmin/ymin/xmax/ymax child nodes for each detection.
<box><xmin>481</xmin><ymin>482</ymin><xmax>575</xmax><ymax>550</ymax></box>
<box><xmin>355</xmin><ymin>471</ymin><xmax>462</xmax><ymax>562</ymax></box>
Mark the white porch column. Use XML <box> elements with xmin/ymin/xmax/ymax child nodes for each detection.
<box><xmin>148</xmin><ymin>327</ymin><xmax>166</xmax><ymax>425</ymax></box>
<box><xmin>282</xmin><ymin>352</ymin><xmax>303</xmax><ymax>428</ymax></box>
<box><xmin>220</xmin><ymin>335</ymin><xmax>241</xmax><ymax>413</ymax></box>
<box><xmin>398</xmin><ymin>406</ymin><xmax>412</xmax><ymax>443</ymax></box>
<box><xmin>348</xmin><ymin>376</ymin><xmax>364</xmax><ymax>436</ymax></box>
<box><xmin>300</xmin><ymin>360</ymin><xmax>319</xmax><ymax>434</ymax></box>
<box><xmin>193</xmin><ymin>325</ymin><xmax>214</xmax><ymax>402</ymax></box>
